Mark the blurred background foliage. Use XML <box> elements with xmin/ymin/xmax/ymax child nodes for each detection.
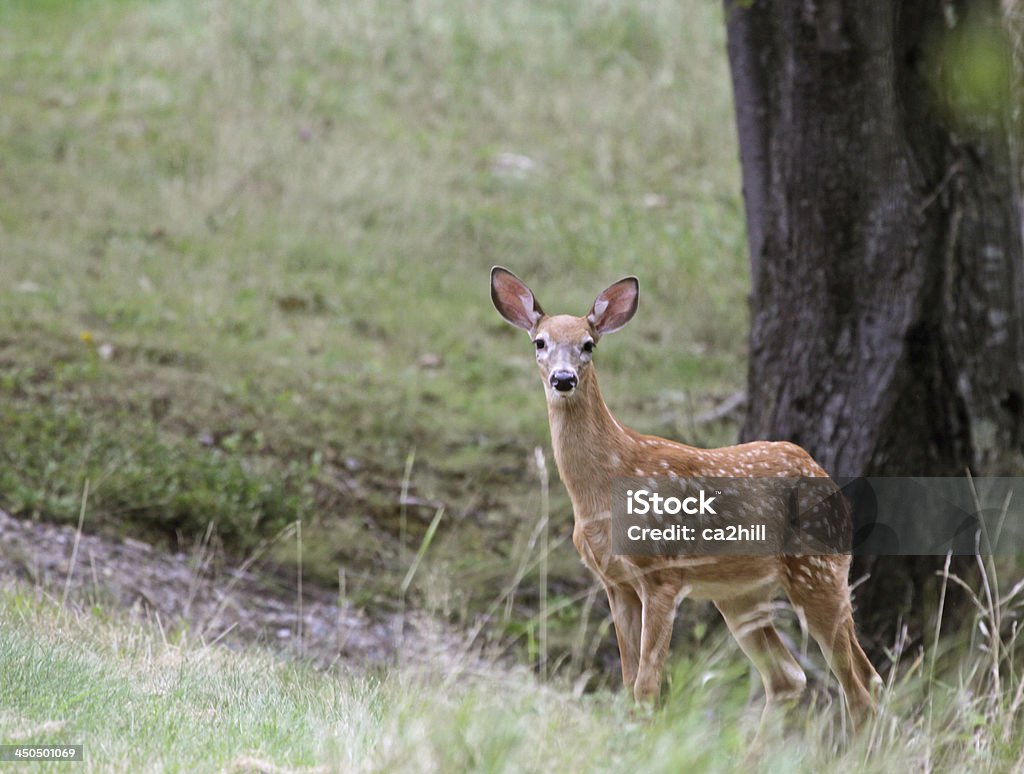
<box><xmin>0</xmin><ymin>0</ymin><xmax>748</xmax><ymax>657</ymax></box>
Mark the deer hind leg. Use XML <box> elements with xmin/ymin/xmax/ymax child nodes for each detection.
<box><xmin>715</xmin><ymin>592</ymin><xmax>807</xmax><ymax>713</ymax></box>
<box><xmin>784</xmin><ymin>557</ymin><xmax>880</xmax><ymax>730</ymax></box>
<box><xmin>852</xmin><ymin>622</ymin><xmax>884</xmax><ymax>701</ymax></box>
<box><xmin>605</xmin><ymin>583</ymin><xmax>643</xmax><ymax>690</ymax></box>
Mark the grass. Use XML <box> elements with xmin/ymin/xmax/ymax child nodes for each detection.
<box><xmin>0</xmin><ymin>0</ymin><xmax>748</xmax><ymax>637</ymax></box>
<box><xmin>1</xmin><ymin>581</ymin><xmax>1022</xmax><ymax>773</ymax></box>
<box><xmin>2</xmin><ymin>6</ymin><xmax>1024</xmax><ymax>770</ymax></box>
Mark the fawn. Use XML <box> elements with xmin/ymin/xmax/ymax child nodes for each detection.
<box><xmin>490</xmin><ymin>266</ymin><xmax>881</xmax><ymax>731</ymax></box>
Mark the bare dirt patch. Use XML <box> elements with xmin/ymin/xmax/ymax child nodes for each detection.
<box><xmin>0</xmin><ymin>509</ymin><xmax>471</xmax><ymax>670</ymax></box>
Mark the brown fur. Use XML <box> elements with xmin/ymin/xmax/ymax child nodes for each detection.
<box><xmin>491</xmin><ymin>267</ymin><xmax>881</xmax><ymax>733</ymax></box>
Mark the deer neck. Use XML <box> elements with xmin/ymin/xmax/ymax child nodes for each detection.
<box><xmin>546</xmin><ymin>368</ymin><xmax>633</xmax><ymax>520</ymax></box>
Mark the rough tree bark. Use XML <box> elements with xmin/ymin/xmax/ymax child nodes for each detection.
<box><xmin>724</xmin><ymin>0</ymin><xmax>1024</xmax><ymax>650</ymax></box>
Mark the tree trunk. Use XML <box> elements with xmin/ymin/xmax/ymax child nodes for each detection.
<box><xmin>724</xmin><ymin>0</ymin><xmax>1024</xmax><ymax>652</ymax></box>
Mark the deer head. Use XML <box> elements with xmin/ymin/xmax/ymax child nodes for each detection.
<box><xmin>490</xmin><ymin>266</ymin><xmax>639</xmax><ymax>402</ymax></box>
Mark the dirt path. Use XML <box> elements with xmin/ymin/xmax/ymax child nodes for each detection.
<box><xmin>0</xmin><ymin>509</ymin><xmax>471</xmax><ymax>670</ymax></box>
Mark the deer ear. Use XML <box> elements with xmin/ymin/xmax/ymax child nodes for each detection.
<box><xmin>491</xmin><ymin>266</ymin><xmax>545</xmax><ymax>331</ymax></box>
<box><xmin>588</xmin><ymin>277</ymin><xmax>639</xmax><ymax>335</ymax></box>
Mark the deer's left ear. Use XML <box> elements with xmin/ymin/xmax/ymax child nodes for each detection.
<box><xmin>587</xmin><ymin>277</ymin><xmax>639</xmax><ymax>335</ymax></box>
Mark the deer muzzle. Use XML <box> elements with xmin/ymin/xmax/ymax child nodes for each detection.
<box><xmin>550</xmin><ymin>370</ymin><xmax>578</xmax><ymax>393</ymax></box>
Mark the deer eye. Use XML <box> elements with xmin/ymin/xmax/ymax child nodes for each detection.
<box><xmin>582</xmin><ymin>340</ymin><xmax>594</xmax><ymax>353</ymax></box>
<box><xmin>534</xmin><ymin>339</ymin><xmax>546</xmax><ymax>350</ymax></box>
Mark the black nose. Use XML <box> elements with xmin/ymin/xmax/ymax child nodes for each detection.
<box><xmin>550</xmin><ymin>370</ymin><xmax>578</xmax><ymax>392</ymax></box>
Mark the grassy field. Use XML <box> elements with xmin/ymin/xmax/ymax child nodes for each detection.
<box><xmin>3</xmin><ymin>3</ymin><xmax>1024</xmax><ymax>769</ymax></box>
<box><xmin>1</xmin><ymin>584</ymin><xmax>1022</xmax><ymax>772</ymax></box>
<box><xmin>0</xmin><ymin>0</ymin><xmax>747</xmax><ymax>641</ymax></box>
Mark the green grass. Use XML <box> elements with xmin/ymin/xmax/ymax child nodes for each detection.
<box><xmin>3</xmin><ymin>4</ymin><xmax>1023</xmax><ymax>770</ymax></box>
<box><xmin>0</xmin><ymin>0</ymin><xmax>748</xmax><ymax>630</ymax></box>
<box><xmin>1</xmin><ymin>584</ymin><xmax>1022</xmax><ymax>772</ymax></box>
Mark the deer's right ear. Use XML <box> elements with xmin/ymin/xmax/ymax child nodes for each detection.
<box><xmin>491</xmin><ymin>266</ymin><xmax>545</xmax><ymax>331</ymax></box>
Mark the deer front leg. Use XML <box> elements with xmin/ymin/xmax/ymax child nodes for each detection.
<box><xmin>633</xmin><ymin>586</ymin><xmax>679</xmax><ymax>703</ymax></box>
<box><xmin>604</xmin><ymin>583</ymin><xmax>642</xmax><ymax>690</ymax></box>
